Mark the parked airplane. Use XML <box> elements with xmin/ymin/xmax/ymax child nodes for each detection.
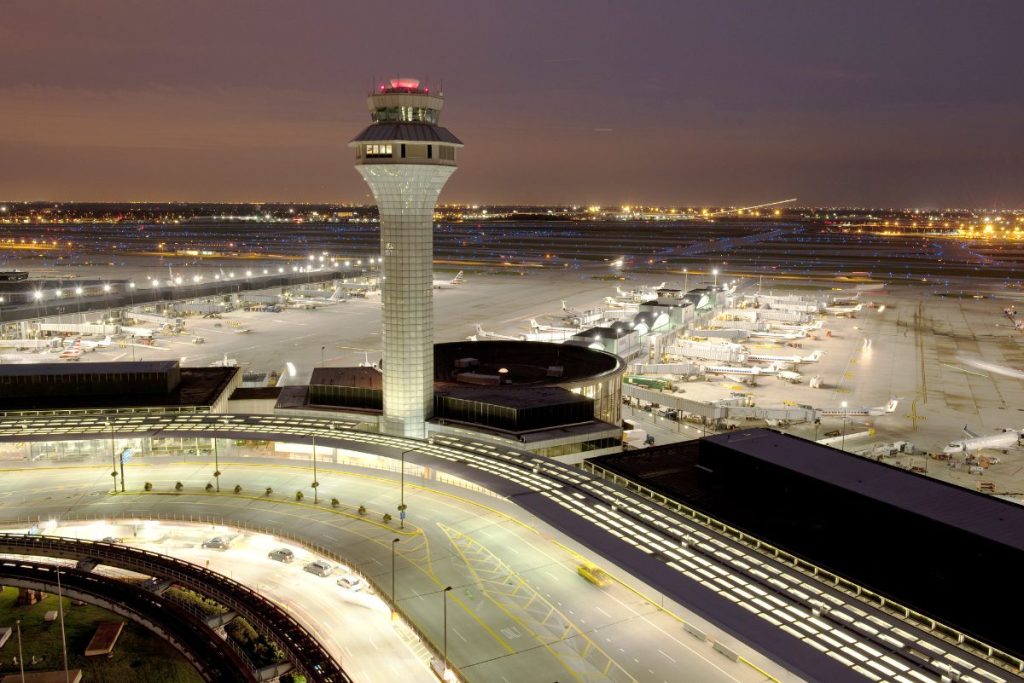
<box><xmin>530</xmin><ymin>319</ymin><xmax>581</xmax><ymax>334</ymax></box>
<box><xmin>433</xmin><ymin>271</ymin><xmax>464</xmax><ymax>289</ymax></box>
<box><xmin>471</xmin><ymin>324</ymin><xmax>519</xmax><ymax>341</ymax></box>
<box><xmin>825</xmin><ymin>303</ymin><xmax>863</xmax><ymax>316</ymax></box>
<box><xmin>614</xmin><ymin>282</ymin><xmax>666</xmax><ymax>303</ymax></box>
<box><xmin>819</xmin><ymin>399</ymin><xmax>899</xmax><ymax>417</ymax></box>
<box><xmin>59</xmin><ymin>339</ymin><xmax>82</xmax><ymax>361</ymax></box>
<box><xmin>80</xmin><ymin>336</ymin><xmax>113</xmax><ymax>351</ymax></box>
<box><xmin>746</xmin><ymin>350</ymin><xmax>823</xmax><ymax>365</ymax></box>
<box><xmin>603</xmin><ymin>297</ymin><xmax>640</xmax><ymax>312</ymax></box>
<box><xmin>749</xmin><ymin>329</ymin><xmax>806</xmax><ymax>340</ymax></box>
<box><xmin>702</xmin><ymin>364</ymin><xmax>778</xmax><ymax>377</ymax></box>
<box><xmin>943</xmin><ymin>426</ymin><xmax>1023</xmax><ymax>455</ymax></box>
<box><xmin>771</xmin><ymin>320</ymin><xmax>824</xmax><ymax>332</ymax></box>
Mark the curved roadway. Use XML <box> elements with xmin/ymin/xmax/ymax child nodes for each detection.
<box><xmin>1</xmin><ymin>412</ymin><xmax>1018</xmax><ymax>683</ymax></box>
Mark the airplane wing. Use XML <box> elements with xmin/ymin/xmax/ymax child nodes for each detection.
<box><xmin>963</xmin><ymin>425</ymin><xmax>979</xmax><ymax>438</ymax></box>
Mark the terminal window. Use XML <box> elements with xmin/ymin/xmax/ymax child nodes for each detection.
<box><xmin>365</xmin><ymin>144</ymin><xmax>393</xmax><ymax>158</ymax></box>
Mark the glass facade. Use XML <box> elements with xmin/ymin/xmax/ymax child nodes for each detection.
<box><xmin>372</xmin><ymin>106</ymin><xmax>440</xmax><ymax>124</ymax></box>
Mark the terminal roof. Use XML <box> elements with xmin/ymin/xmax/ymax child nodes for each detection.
<box><xmin>707</xmin><ymin>429</ymin><xmax>1024</xmax><ymax>552</ymax></box>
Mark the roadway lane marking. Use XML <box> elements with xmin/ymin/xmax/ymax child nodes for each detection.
<box><xmin>451</xmin><ymin>626</ymin><xmax>468</xmax><ymax>643</ymax></box>
<box><xmin>657</xmin><ymin>649</ymin><xmax>676</xmax><ymax>663</ymax></box>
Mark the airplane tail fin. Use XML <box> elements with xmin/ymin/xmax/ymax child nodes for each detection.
<box><xmin>530</xmin><ymin>319</ymin><xmax>540</xmax><ymax>331</ymax></box>
<box><xmin>805</xmin><ymin>350</ymin><xmax>823</xmax><ymax>362</ymax></box>
<box><xmin>451</xmin><ymin>271</ymin><xmax>464</xmax><ymax>285</ymax></box>
<box><xmin>885</xmin><ymin>399</ymin><xmax>899</xmax><ymax>413</ymax></box>
<box><xmin>475</xmin><ymin>324</ymin><xmax>485</xmax><ymax>335</ymax></box>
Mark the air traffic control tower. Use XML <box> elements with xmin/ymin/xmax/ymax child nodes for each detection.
<box><xmin>350</xmin><ymin>78</ymin><xmax>462</xmax><ymax>438</ymax></box>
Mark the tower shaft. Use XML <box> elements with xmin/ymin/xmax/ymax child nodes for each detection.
<box><xmin>359</xmin><ymin>165</ymin><xmax>455</xmax><ymax>438</ymax></box>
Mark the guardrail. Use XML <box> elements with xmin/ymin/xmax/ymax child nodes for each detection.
<box><xmin>580</xmin><ymin>460</ymin><xmax>1024</xmax><ymax>674</ymax></box>
<box><xmin>0</xmin><ymin>511</ymin><xmax>463</xmax><ymax>683</ymax></box>
<box><xmin>0</xmin><ymin>533</ymin><xmax>353</xmax><ymax>683</ymax></box>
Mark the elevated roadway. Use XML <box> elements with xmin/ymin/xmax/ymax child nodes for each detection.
<box><xmin>0</xmin><ymin>533</ymin><xmax>351</xmax><ymax>683</ymax></box>
<box><xmin>0</xmin><ymin>557</ymin><xmax>249</xmax><ymax>681</ymax></box>
<box><xmin>0</xmin><ymin>412</ymin><xmax>1019</xmax><ymax>683</ymax></box>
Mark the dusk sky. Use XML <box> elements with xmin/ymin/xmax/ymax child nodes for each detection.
<box><xmin>2</xmin><ymin>1</ymin><xmax>1023</xmax><ymax>208</ymax></box>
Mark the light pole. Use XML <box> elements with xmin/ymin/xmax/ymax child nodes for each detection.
<box><xmin>840</xmin><ymin>401</ymin><xmax>849</xmax><ymax>450</ymax></box>
<box><xmin>442</xmin><ymin>585</ymin><xmax>453</xmax><ymax>680</ymax></box>
<box><xmin>321</xmin><ymin>345</ymin><xmax>326</xmax><ymax>368</ymax></box>
<box><xmin>215</xmin><ymin>417</ymin><xmax>229</xmax><ymax>492</ymax></box>
<box><xmin>399</xmin><ymin>449</ymin><xmax>413</xmax><ymax>529</ymax></box>
<box><xmin>712</xmin><ymin>268</ymin><xmax>720</xmax><ymax>289</ymax></box>
<box><xmin>311</xmin><ymin>433</ymin><xmax>319</xmax><ymax>504</ymax></box>
<box><xmin>106</xmin><ymin>421</ymin><xmax>118</xmax><ymax>493</ymax></box>
<box><xmin>15</xmin><ymin>618</ymin><xmax>24</xmax><ymax>682</ymax></box>
<box><xmin>683</xmin><ymin>268</ymin><xmax>688</xmax><ymax>292</ymax></box>
<box><xmin>391</xmin><ymin>538</ymin><xmax>400</xmax><ymax>615</ymax></box>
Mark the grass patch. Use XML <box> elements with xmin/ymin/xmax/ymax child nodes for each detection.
<box><xmin>0</xmin><ymin>587</ymin><xmax>201</xmax><ymax>682</ymax></box>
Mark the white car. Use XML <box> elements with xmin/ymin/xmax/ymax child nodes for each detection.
<box><xmin>337</xmin><ymin>573</ymin><xmax>367</xmax><ymax>592</ymax></box>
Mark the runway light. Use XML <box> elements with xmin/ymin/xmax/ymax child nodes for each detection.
<box><xmin>103</xmin><ymin>284</ymin><xmax>111</xmax><ymax>292</ymax></box>
<box><xmin>75</xmin><ymin>287</ymin><xmax>83</xmax><ymax>295</ymax></box>
<box><xmin>33</xmin><ymin>290</ymin><xmax>43</xmax><ymax>301</ymax></box>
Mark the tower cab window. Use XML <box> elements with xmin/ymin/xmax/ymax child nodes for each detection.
<box><xmin>365</xmin><ymin>144</ymin><xmax>393</xmax><ymax>158</ymax></box>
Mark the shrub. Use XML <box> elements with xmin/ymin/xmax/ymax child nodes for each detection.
<box><xmin>295</xmin><ymin>491</ymin><xmax>304</xmax><ymax>502</ymax></box>
<box><xmin>143</xmin><ymin>482</ymin><xmax>153</xmax><ymax>491</ymax></box>
<box><xmin>382</xmin><ymin>513</ymin><xmax>392</xmax><ymax>524</ymax></box>
<box><xmin>175</xmin><ymin>481</ymin><xmax>184</xmax><ymax>491</ymax></box>
<box><xmin>265</xmin><ymin>486</ymin><xmax>273</xmax><ymax>497</ymax></box>
<box><xmin>358</xmin><ymin>505</ymin><xmax>366</xmax><ymax>516</ymax></box>
<box><xmin>205</xmin><ymin>483</ymin><xmax>214</xmax><ymax>492</ymax></box>
<box><xmin>331</xmin><ymin>498</ymin><xmax>340</xmax><ymax>508</ymax></box>
<box><xmin>234</xmin><ymin>484</ymin><xmax>242</xmax><ymax>494</ymax></box>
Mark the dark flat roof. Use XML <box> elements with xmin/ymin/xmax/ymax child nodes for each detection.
<box><xmin>437</xmin><ymin>386</ymin><xmax>590</xmax><ymax>409</ymax></box>
<box><xmin>351</xmin><ymin>123</ymin><xmax>462</xmax><ymax>145</ymax></box>
<box><xmin>706</xmin><ymin>429</ymin><xmax>1024</xmax><ymax>552</ymax></box>
<box><xmin>0</xmin><ymin>360</ymin><xmax>178</xmax><ymax>377</ymax></box>
<box><xmin>0</xmin><ymin>367</ymin><xmax>236</xmax><ymax>410</ymax></box>
<box><xmin>310</xmin><ymin>366</ymin><xmax>383</xmax><ymax>390</ymax></box>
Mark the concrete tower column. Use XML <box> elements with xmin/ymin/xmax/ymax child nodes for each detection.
<box><xmin>350</xmin><ymin>78</ymin><xmax>462</xmax><ymax>439</ymax></box>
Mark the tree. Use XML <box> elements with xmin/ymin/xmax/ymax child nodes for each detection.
<box><xmin>331</xmin><ymin>498</ymin><xmax>340</xmax><ymax>508</ymax></box>
<box><xmin>295</xmin><ymin>491</ymin><xmax>304</xmax><ymax>502</ymax></box>
<box><xmin>265</xmin><ymin>486</ymin><xmax>273</xmax><ymax>497</ymax></box>
<box><xmin>205</xmin><ymin>483</ymin><xmax>214</xmax><ymax>492</ymax></box>
<box><xmin>144</xmin><ymin>482</ymin><xmax>153</xmax><ymax>491</ymax></box>
<box><xmin>175</xmin><ymin>481</ymin><xmax>184</xmax><ymax>491</ymax></box>
<box><xmin>234</xmin><ymin>484</ymin><xmax>242</xmax><ymax>494</ymax></box>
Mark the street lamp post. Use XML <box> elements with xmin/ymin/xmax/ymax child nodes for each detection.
<box><xmin>321</xmin><ymin>345</ymin><xmax>326</xmax><ymax>368</ymax></box>
<box><xmin>712</xmin><ymin>268</ymin><xmax>720</xmax><ymax>289</ymax></box>
<box><xmin>442</xmin><ymin>585</ymin><xmax>453</xmax><ymax>680</ymax></box>
<box><xmin>215</xmin><ymin>418</ymin><xmax>229</xmax><ymax>492</ymax></box>
<box><xmin>106</xmin><ymin>421</ymin><xmax>118</xmax><ymax>493</ymax></box>
<box><xmin>399</xmin><ymin>449</ymin><xmax>413</xmax><ymax>529</ymax></box>
<box><xmin>683</xmin><ymin>268</ymin><xmax>688</xmax><ymax>292</ymax></box>
<box><xmin>840</xmin><ymin>401</ymin><xmax>849</xmax><ymax>450</ymax></box>
<box><xmin>311</xmin><ymin>434</ymin><xmax>319</xmax><ymax>504</ymax></box>
<box><xmin>15</xmin><ymin>618</ymin><xmax>24</xmax><ymax>682</ymax></box>
<box><xmin>391</xmin><ymin>538</ymin><xmax>400</xmax><ymax>614</ymax></box>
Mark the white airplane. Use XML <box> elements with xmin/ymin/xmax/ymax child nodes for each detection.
<box><xmin>530</xmin><ymin>319</ymin><xmax>580</xmax><ymax>334</ymax></box>
<box><xmin>603</xmin><ymin>297</ymin><xmax>640</xmax><ymax>311</ymax></box>
<box><xmin>943</xmin><ymin>426</ymin><xmax>1023</xmax><ymax>455</ymax></box>
<box><xmin>614</xmin><ymin>282</ymin><xmax>666</xmax><ymax>302</ymax></box>
<box><xmin>819</xmin><ymin>399</ymin><xmax>899</xmax><ymax>417</ymax></box>
<box><xmin>777</xmin><ymin>369</ymin><xmax>803</xmax><ymax>383</ymax></box>
<box><xmin>746</xmin><ymin>349</ymin><xmax>823</xmax><ymax>365</ymax></box>
<box><xmin>80</xmin><ymin>335</ymin><xmax>113</xmax><ymax>351</ymax></box>
<box><xmin>433</xmin><ymin>271</ymin><xmax>464</xmax><ymax>289</ymax></box>
<box><xmin>702</xmin><ymin>364</ymin><xmax>778</xmax><ymax>377</ymax></box>
<box><xmin>749</xmin><ymin>329</ymin><xmax>806</xmax><ymax>340</ymax></box>
<box><xmin>771</xmin><ymin>320</ymin><xmax>824</xmax><ymax>332</ymax></box>
<box><xmin>59</xmin><ymin>339</ymin><xmax>82</xmax><ymax>361</ymax></box>
<box><xmin>471</xmin><ymin>324</ymin><xmax>519</xmax><ymax>341</ymax></box>
<box><xmin>825</xmin><ymin>303</ymin><xmax>863</xmax><ymax>316</ymax></box>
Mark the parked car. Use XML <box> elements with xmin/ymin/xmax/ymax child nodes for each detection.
<box><xmin>304</xmin><ymin>560</ymin><xmax>333</xmax><ymax>577</ymax></box>
<box><xmin>336</xmin><ymin>573</ymin><xmax>367</xmax><ymax>592</ymax></box>
<box><xmin>202</xmin><ymin>536</ymin><xmax>229</xmax><ymax>550</ymax></box>
<box><xmin>268</xmin><ymin>548</ymin><xmax>295</xmax><ymax>563</ymax></box>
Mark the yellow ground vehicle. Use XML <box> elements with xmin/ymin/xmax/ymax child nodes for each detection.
<box><xmin>577</xmin><ymin>564</ymin><xmax>612</xmax><ymax>587</ymax></box>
